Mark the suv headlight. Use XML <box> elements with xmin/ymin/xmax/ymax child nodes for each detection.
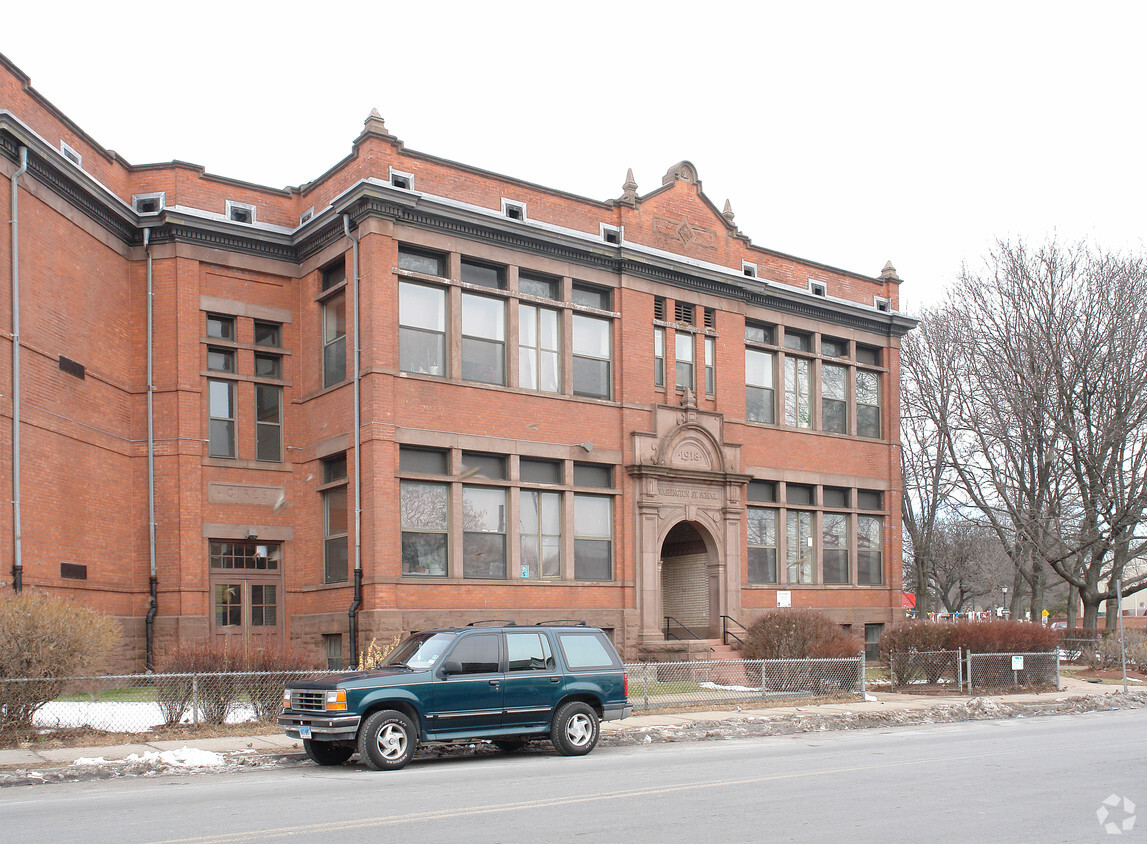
<box><xmin>282</xmin><ymin>690</ymin><xmax>292</xmax><ymax>710</ymax></box>
<box><xmin>325</xmin><ymin>689</ymin><xmax>347</xmax><ymax>711</ymax></box>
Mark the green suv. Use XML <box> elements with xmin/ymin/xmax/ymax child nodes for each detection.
<box><xmin>279</xmin><ymin>621</ymin><xmax>631</xmax><ymax>770</ymax></box>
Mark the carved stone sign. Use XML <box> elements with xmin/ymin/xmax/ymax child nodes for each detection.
<box><xmin>208</xmin><ymin>483</ymin><xmax>284</xmax><ymax>507</ymax></box>
<box><xmin>658</xmin><ymin>482</ymin><xmax>721</xmax><ymax>502</ymax></box>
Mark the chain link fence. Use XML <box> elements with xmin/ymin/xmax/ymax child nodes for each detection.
<box><xmin>966</xmin><ymin>652</ymin><xmax>1059</xmax><ymax>692</ymax></box>
<box><xmin>888</xmin><ymin>650</ymin><xmax>963</xmax><ymax>693</ymax></box>
<box><xmin>625</xmin><ymin>657</ymin><xmax>865</xmax><ymax>712</ymax></box>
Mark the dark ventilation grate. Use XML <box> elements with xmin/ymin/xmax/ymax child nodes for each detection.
<box><xmin>674</xmin><ymin>301</ymin><xmax>695</xmax><ymax>325</ymax></box>
<box><xmin>653</xmin><ymin>297</ymin><xmax>666</xmax><ymax>321</ymax></box>
<box><xmin>61</xmin><ymin>563</ymin><xmax>88</xmax><ymax>579</ymax></box>
<box><xmin>59</xmin><ymin>356</ymin><xmax>86</xmax><ymax>379</ymax></box>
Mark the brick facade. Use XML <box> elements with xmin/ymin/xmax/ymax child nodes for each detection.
<box><xmin>0</xmin><ymin>54</ymin><xmax>914</xmax><ymax>667</ymax></box>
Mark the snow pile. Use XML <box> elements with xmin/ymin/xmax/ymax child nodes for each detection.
<box><xmin>72</xmin><ymin>747</ymin><xmax>226</xmax><ymax>770</ymax></box>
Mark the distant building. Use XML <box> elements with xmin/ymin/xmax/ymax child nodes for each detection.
<box><xmin>0</xmin><ymin>53</ymin><xmax>915</xmax><ymax>669</ymax></box>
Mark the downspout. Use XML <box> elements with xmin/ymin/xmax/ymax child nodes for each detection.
<box><xmin>144</xmin><ymin>227</ymin><xmax>158</xmax><ymax>670</ymax></box>
<box><xmin>342</xmin><ymin>214</ymin><xmax>362</xmax><ymax>668</ymax></box>
<box><xmin>9</xmin><ymin>145</ymin><xmax>27</xmax><ymax>593</ymax></box>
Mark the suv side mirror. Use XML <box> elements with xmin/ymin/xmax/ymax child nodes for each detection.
<box><xmin>440</xmin><ymin>659</ymin><xmax>463</xmax><ymax>677</ymax></box>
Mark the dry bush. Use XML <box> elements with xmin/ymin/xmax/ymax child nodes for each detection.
<box><xmin>948</xmin><ymin>620</ymin><xmax>1058</xmax><ymax>653</ymax></box>
<box><xmin>0</xmin><ymin>592</ymin><xmax>121</xmax><ymax>734</ymax></box>
<box><xmin>742</xmin><ymin>609</ymin><xmax>863</xmax><ymax>660</ymax></box>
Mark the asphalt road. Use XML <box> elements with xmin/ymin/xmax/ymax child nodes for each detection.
<box><xmin>3</xmin><ymin>709</ymin><xmax>1144</xmax><ymax>843</ymax></box>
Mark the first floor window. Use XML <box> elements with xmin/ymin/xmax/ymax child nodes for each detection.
<box><xmin>323</xmin><ymin>486</ymin><xmax>348</xmax><ymax>583</ymax></box>
<box><xmin>747</xmin><ymin>507</ymin><xmax>778</xmax><ymax>584</ymax></box>
<box><xmin>857</xmin><ymin>515</ymin><xmax>884</xmax><ymax>584</ymax></box>
<box><xmin>786</xmin><ymin>510</ymin><xmax>814</xmax><ymax>584</ymax></box>
<box><xmin>864</xmin><ymin>623</ymin><xmax>884</xmax><ymax>661</ymax></box>
<box><xmin>255</xmin><ymin>384</ymin><xmax>282</xmax><ymax>462</ymax></box>
<box><xmin>573</xmin><ymin>494</ymin><xmax>612</xmax><ymax>580</ymax></box>
<box><xmin>208</xmin><ymin>379</ymin><xmax>236</xmax><ymax>457</ymax></box>
<box><xmin>746</xmin><ymin>349</ymin><xmax>775</xmax><ymax>423</ymax></box>
<box><xmin>857</xmin><ymin>370</ymin><xmax>881</xmax><ymax>438</ymax></box>
<box><xmin>401</xmin><ymin>481</ymin><xmax>448</xmax><ymax>576</ymax></box>
<box><xmin>399</xmin><ymin>282</ymin><xmax>446</xmax><ymax>376</ymax></box>
<box><xmin>322</xmin><ymin>292</ymin><xmax>346</xmax><ymax>387</ymax></box>
<box><xmin>675</xmin><ymin>331</ymin><xmax>694</xmax><ymax>390</ymax></box>
<box><xmin>572</xmin><ymin>314</ymin><xmax>611</xmax><ymax>399</ymax></box>
<box><xmin>461</xmin><ymin>293</ymin><xmax>505</xmax><ymax>385</ymax></box>
<box><xmin>463</xmin><ymin>486</ymin><xmax>507</xmax><ymax>578</ymax></box>
<box><xmin>250</xmin><ymin>584</ymin><xmax>277</xmax><ymax>627</ymax></box>
<box><xmin>822</xmin><ymin>363</ymin><xmax>847</xmax><ymax>434</ymax></box>
<box><xmin>215</xmin><ymin>584</ymin><xmax>241</xmax><ymax>627</ymax></box>
<box><xmin>324</xmin><ymin>634</ymin><xmax>344</xmax><ymax>670</ymax></box>
<box><xmin>785</xmin><ymin>356</ymin><xmax>812</xmax><ymax>428</ymax></box>
<box><xmin>521</xmin><ymin>490</ymin><xmax>561</xmax><ymax>578</ymax></box>
<box><xmin>822</xmin><ymin>512</ymin><xmax>850</xmax><ymax>584</ymax></box>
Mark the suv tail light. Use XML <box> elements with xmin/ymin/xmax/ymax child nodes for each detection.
<box><xmin>623</xmin><ymin>672</ymin><xmax>628</xmax><ymax>696</ymax></box>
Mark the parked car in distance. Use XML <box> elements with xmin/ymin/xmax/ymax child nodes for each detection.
<box><xmin>279</xmin><ymin>621</ymin><xmax>630</xmax><ymax>770</ymax></box>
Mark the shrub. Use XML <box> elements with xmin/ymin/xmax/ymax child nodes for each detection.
<box><xmin>156</xmin><ymin>641</ymin><xmax>320</xmax><ymax>725</ymax></box>
<box><xmin>879</xmin><ymin>621</ymin><xmax>954</xmax><ymax>661</ymax></box>
<box><xmin>0</xmin><ymin>592</ymin><xmax>121</xmax><ymax>735</ymax></box>
<box><xmin>949</xmin><ymin>620</ymin><xmax>1058</xmax><ymax>653</ymax></box>
<box><xmin>742</xmin><ymin>609</ymin><xmax>863</xmax><ymax>660</ymax></box>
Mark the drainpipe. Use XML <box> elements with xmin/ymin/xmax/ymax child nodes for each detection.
<box><xmin>9</xmin><ymin>145</ymin><xmax>27</xmax><ymax>594</ymax></box>
<box><xmin>144</xmin><ymin>227</ymin><xmax>158</xmax><ymax>670</ymax></box>
<box><xmin>342</xmin><ymin>214</ymin><xmax>362</xmax><ymax>667</ymax></box>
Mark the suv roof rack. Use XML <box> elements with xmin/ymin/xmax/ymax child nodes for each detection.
<box><xmin>534</xmin><ymin>619</ymin><xmax>588</xmax><ymax>627</ymax></box>
<box><xmin>466</xmin><ymin>619</ymin><xmax>516</xmax><ymax>627</ymax></box>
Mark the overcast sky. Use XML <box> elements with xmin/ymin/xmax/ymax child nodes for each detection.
<box><xmin>5</xmin><ymin>1</ymin><xmax>1145</xmax><ymax>311</ymax></box>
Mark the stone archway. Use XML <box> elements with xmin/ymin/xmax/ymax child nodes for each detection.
<box><xmin>660</xmin><ymin>522</ymin><xmax>714</xmax><ymax>638</ymax></box>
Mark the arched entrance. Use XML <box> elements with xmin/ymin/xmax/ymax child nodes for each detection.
<box><xmin>660</xmin><ymin>522</ymin><xmax>713</xmax><ymax>638</ymax></box>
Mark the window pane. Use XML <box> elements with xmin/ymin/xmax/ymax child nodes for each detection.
<box><xmin>786</xmin><ymin>510</ymin><xmax>814</xmax><ymax>584</ymax></box>
<box><xmin>323</xmin><ymin>294</ymin><xmax>346</xmax><ymax>342</ymax></box>
<box><xmin>464</xmin><ymin>532</ymin><xmax>506</xmax><ymax>578</ymax></box>
<box><xmin>785</xmin><ymin>357</ymin><xmax>811</xmax><ymax>428</ymax></box>
<box><xmin>253</xmin><ymin>322</ymin><xmax>281</xmax><ymax>347</ymax></box>
<box><xmin>822</xmin><ymin>512</ymin><xmax>849</xmax><ymax>585</ymax></box>
<box><xmin>463</xmin><ymin>487</ymin><xmax>506</xmax><ymax>532</ymax></box>
<box><xmin>675</xmin><ymin>332</ymin><xmax>694</xmax><ymax>390</ymax></box>
<box><xmin>323</xmin><ymin>454</ymin><xmax>347</xmax><ymax>483</ymax></box>
<box><xmin>823</xmin><ymin>399</ymin><xmax>847</xmax><ymax>434</ymax></box>
<box><xmin>784</xmin><ymin>331</ymin><xmax>811</xmax><ymax>352</ymax></box>
<box><xmin>574</xmin><ymin>463</ymin><xmax>611</xmax><ymax>488</ymax></box>
<box><xmin>746</xmin><ymin>349</ymin><xmax>773</xmax><ymax>388</ymax></box>
<box><xmin>209</xmin><ymin>380</ymin><xmax>233</xmax><ymax>416</ymax></box>
<box><xmin>519</xmin><ymin>272</ymin><xmax>557</xmax><ymax>299</ymax></box>
<box><xmin>402</xmin><ymin>532</ymin><xmax>447</xmax><ymax>576</ymax></box>
<box><xmin>571</xmin><ymin>284</ymin><xmax>610</xmax><ymax>310</ymax></box>
<box><xmin>326</xmin><ymin>487</ymin><xmax>348</xmax><ymax>535</ymax></box>
<box><xmin>858</xmin><ymin>405</ymin><xmax>881</xmax><ymax>439</ymax></box>
<box><xmin>400</xmin><ymin>328</ymin><xmax>445</xmax><ymax>376</ymax></box>
<box><xmin>822</xmin><ymin>337</ymin><xmax>848</xmax><ymax>358</ymax></box>
<box><xmin>461</xmin><ymin>337</ymin><xmax>505</xmax><ymax>384</ymax></box>
<box><xmin>572</xmin><ymin>315</ymin><xmax>610</xmax><ymax>357</ymax></box>
<box><xmin>573</xmin><ymin>539</ymin><xmax>611</xmax><ymax>580</ymax></box>
<box><xmin>207</xmin><ymin>348</ymin><xmax>234</xmax><ymax>372</ymax></box>
<box><xmin>254</xmin><ymin>354</ymin><xmax>282</xmax><ymax>379</ymax></box>
<box><xmin>399</xmin><ymin>247</ymin><xmax>445</xmax><ymax>276</ymax></box>
<box><xmin>521</xmin><ymin>459</ymin><xmax>561</xmax><ymax>484</ymax></box>
<box><xmin>787</xmin><ymin>484</ymin><xmax>813</xmax><ymax>505</ymax></box>
<box><xmin>856</xmin><ymin>370</ymin><xmax>880</xmax><ymax>404</ymax></box>
<box><xmin>745</xmin><ymin>323</ymin><xmax>774</xmax><ymax>344</ymax></box>
<box><xmin>748</xmin><ymin>548</ymin><xmax>778</xmax><ymax>584</ymax></box>
<box><xmin>462</xmin><ymin>294</ymin><xmax>505</xmax><ymax>340</ymax></box>
<box><xmin>215</xmin><ymin>584</ymin><xmax>241</xmax><ymax>627</ymax></box>
<box><xmin>256</xmin><ymin>384</ymin><xmax>280</xmax><ymax>424</ymax></box>
<box><xmin>823</xmin><ymin>487</ymin><xmax>849</xmax><ymax>508</ymax></box>
<box><xmin>206</xmin><ymin>314</ymin><xmax>234</xmax><ymax>340</ymax></box>
<box><xmin>255</xmin><ymin>423</ymin><xmax>281</xmax><ymax>462</ymax></box>
<box><xmin>823</xmin><ymin>363</ymin><xmax>846</xmax><ymax>400</ymax></box>
<box><xmin>748</xmin><ymin>481</ymin><xmax>777</xmax><ymax>502</ymax></box>
<box><xmin>747</xmin><ymin>507</ymin><xmax>777</xmax><ymax>546</ymax></box>
<box><xmin>400</xmin><ymin>447</ymin><xmax>447</xmax><ymax>475</ymax></box>
<box><xmin>858</xmin><ymin>490</ymin><xmax>883</xmax><ymax>511</ymax></box>
<box><xmin>573</xmin><ymin>357</ymin><xmax>610</xmax><ymax>399</ymax></box>
<box><xmin>461</xmin><ymin>453</ymin><xmax>506</xmax><ymax>480</ymax></box>
<box><xmin>507</xmin><ymin>632</ymin><xmax>553</xmax><ymax>671</ymax></box>
<box><xmin>401</xmin><ymin>481</ymin><xmax>448</xmax><ymax>530</ymax></box>
<box><xmin>323</xmin><ymin>336</ymin><xmax>346</xmax><ymax>388</ymax></box>
<box><xmin>449</xmin><ymin>634</ymin><xmax>501</xmax><ymax>673</ymax></box>
<box><xmin>400</xmin><ymin>282</ymin><xmax>446</xmax><ymax>331</ymax></box>
<box><xmin>747</xmin><ymin>386</ymin><xmax>775</xmax><ymax>424</ymax></box>
<box><xmin>461</xmin><ymin>259</ymin><xmax>504</xmax><ymax>289</ymax></box>
<box><xmin>858</xmin><ymin>515</ymin><xmax>883</xmax><ymax>584</ymax></box>
<box><xmin>574</xmin><ymin>494</ymin><xmax>611</xmax><ymax>537</ymax></box>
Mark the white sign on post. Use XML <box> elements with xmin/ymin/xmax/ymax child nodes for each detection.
<box><xmin>777</xmin><ymin>590</ymin><xmax>792</xmax><ymax>608</ymax></box>
<box><xmin>1011</xmin><ymin>655</ymin><xmax>1024</xmax><ymax>670</ymax></box>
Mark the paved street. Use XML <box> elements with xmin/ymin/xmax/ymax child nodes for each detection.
<box><xmin>2</xmin><ymin>707</ymin><xmax>1143</xmax><ymax>843</ymax></box>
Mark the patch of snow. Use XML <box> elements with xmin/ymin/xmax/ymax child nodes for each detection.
<box><xmin>699</xmin><ymin>681</ymin><xmax>760</xmax><ymax>693</ymax></box>
<box><xmin>864</xmin><ymin>693</ymin><xmax>879</xmax><ymax>702</ymax></box>
<box><xmin>122</xmin><ymin>747</ymin><xmax>227</xmax><ymax>768</ymax></box>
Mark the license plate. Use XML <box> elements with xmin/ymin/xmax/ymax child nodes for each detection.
<box><xmin>299</xmin><ymin>725</ymin><xmax>312</xmax><ymax>739</ymax></box>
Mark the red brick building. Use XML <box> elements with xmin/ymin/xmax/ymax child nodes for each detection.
<box><xmin>1</xmin><ymin>54</ymin><xmax>915</xmax><ymax>669</ymax></box>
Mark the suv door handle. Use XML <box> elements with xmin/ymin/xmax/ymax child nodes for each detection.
<box><xmin>550</xmin><ymin>676</ymin><xmax>561</xmax><ymax>683</ymax></box>
<box><xmin>489</xmin><ymin>680</ymin><xmax>500</xmax><ymax>687</ymax></box>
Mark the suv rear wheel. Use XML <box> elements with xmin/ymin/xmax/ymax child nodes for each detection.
<box><xmin>359</xmin><ymin>710</ymin><xmax>417</xmax><ymax>771</ymax></box>
<box><xmin>551</xmin><ymin>701</ymin><xmax>600</xmax><ymax>756</ymax></box>
<box><xmin>303</xmin><ymin>739</ymin><xmax>353</xmax><ymax>766</ymax></box>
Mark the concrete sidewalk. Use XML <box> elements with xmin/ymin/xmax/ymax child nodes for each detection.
<box><xmin>0</xmin><ymin>675</ymin><xmax>1129</xmax><ymax>771</ymax></box>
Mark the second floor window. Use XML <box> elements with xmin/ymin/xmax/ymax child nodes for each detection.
<box><xmin>519</xmin><ymin>303</ymin><xmax>560</xmax><ymax>392</ymax></box>
<box><xmin>822</xmin><ymin>363</ymin><xmax>847</xmax><ymax>434</ymax></box>
<box><xmin>572</xmin><ymin>315</ymin><xmax>611</xmax><ymax>399</ymax></box>
<box><xmin>857</xmin><ymin>370</ymin><xmax>881</xmax><ymax>438</ymax></box>
<box><xmin>322</xmin><ymin>293</ymin><xmax>346</xmax><ymax>388</ymax></box>
<box><xmin>208</xmin><ymin>379</ymin><xmax>235</xmax><ymax>458</ymax></box>
<box><xmin>399</xmin><ymin>282</ymin><xmax>446</xmax><ymax>376</ymax></box>
<box><xmin>785</xmin><ymin>356</ymin><xmax>812</xmax><ymax>429</ymax></box>
<box><xmin>746</xmin><ymin>349</ymin><xmax>775</xmax><ymax>424</ymax></box>
<box><xmin>255</xmin><ymin>385</ymin><xmax>282</xmax><ymax>462</ymax></box>
<box><xmin>675</xmin><ymin>332</ymin><xmax>694</xmax><ymax>391</ymax></box>
<box><xmin>461</xmin><ymin>294</ymin><xmax>505</xmax><ymax>385</ymax></box>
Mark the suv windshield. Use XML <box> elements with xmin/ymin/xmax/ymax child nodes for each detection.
<box><xmin>384</xmin><ymin>632</ymin><xmax>457</xmax><ymax>669</ymax></box>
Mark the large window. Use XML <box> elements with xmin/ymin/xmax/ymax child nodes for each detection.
<box><xmin>463</xmin><ymin>486</ymin><xmax>507</xmax><ymax>578</ymax></box>
<box><xmin>461</xmin><ymin>293</ymin><xmax>505</xmax><ymax>385</ymax></box>
<box><xmin>785</xmin><ymin>356</ymin><xmax>812</xmax><ymax>428</ymax></box>
<box><xmin>822</xmin><ymin>363</ymin><xmax>847</xmax><ymax>435</ymax></box>
<box><xmin>858</xmin><ymin>515</ymin><xmax>884</xmax><ymax>584</ymax></box>
<box><xmin>208</xmin><ymin>379</ymin><xmax>236</xmax><ymax>458</ymax></box>
<box><xmin>746</xmin><ymin>349</ymin><xmax>775</xmax><ymax>424</ymax></box>
<box><xmin>322</xmin><ymin>292</ymin><xmax>346</xmax><ymax>388</ymax></box>
<box><xmin>521</xmin><ymin>491</ymin><xmax>561</xmax><ymax>578</ymax></box>
<box><xmin>747</xmin><ymin>508</ymin><xmax>778</xmax><ymax>584</ymax></box>
<box><xmin>675</xmin><ymin>331</ymin><xmax>694</xmax><ymax>391</ymax></box>
<box><xmin>322</xmin><ymin>455</ymin><xmax>348</xmax><ymax>583</ymax></box>
<box><xmin>572</xmin><ymin>314</ymin><xmax>611</xmax><ymax>399</ymax></box>
<box><xmin>401</xmin><ymin>481</ymin><xmax>449</xmax><ymax>576</ymax></box>
<box><xmin>822</xmin><ymin>512</ymin><xmax>850</xmax><ymax>584</ymax></box>
<box><xmin>857</xmin><ymin>370</ymin><xmax>881</xmax><ymax>438</ymax></box>
<box><xmin>786</xmin><ymin>510</ymin><xmax>814</xmax><ymax>584</ymax></box>
<box><xmin>255</xmin><ymin>385</ymin><xmax>282</xmax><ymax>462</ymax></box>
<box><xmin>399</xmin><ymin>282</ymin><xmax>446</xmax><ymax>376</ymax></box>
<box><xmin>519</xmin><ymin>303</ymin><xmax>560</xmax><ymax>392</ymax></box>
<box><xmin>573</xmin><ymin>494</ymin><xmax>612</xmax><ymax>580</ymax></box>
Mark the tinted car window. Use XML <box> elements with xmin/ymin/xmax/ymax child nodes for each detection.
<box><xmin>385</xmin><ymin>632</ymin><xmax>456</xmax><ymax>669</ymax></box>
<box><xmin>557</xmin><ymin>633</ymin><xmax>618</xmax><ymax>670</ymax></box>
<box><xmin>506</xmin><ymin>632</ymin><xmax>554</xmax><ymax>671</ymax></box>
<box><xmin>449</xmin><ymin>634</ymin><xmax>501</xmax><ymax>674</ymax></box>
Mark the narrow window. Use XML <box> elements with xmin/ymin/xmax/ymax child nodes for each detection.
<box><xmin>747</xmin><ymin>508</ymin><xmax>778</xmax><ymax>584</ymax></box>
<box><xmin>255</xmin><ymin>384</ymin><xmax>282</xmax><ymax>462</ymax></box>
<box><xmin>785</xmin><ymin>356</ymin><xmax>812</xmax><ymax>428</ymax></box>
<box><xmin>786</xmin><ymin>510</ymin><xmax>815</xmax><ymax>584</ymax></box>
<box><xmin>324</xmin><ymin>634</ymin><xmax>344</xmax><ymax>670</ymax></box>
<box><xmin>704</xmin><ymin>336</ymin><xmax>715</xmax><ymax>396</ymax></box>
<box><xmin>519</xmin><ymin>303</ymin><xmax>561</xmax><ymax>392</ymax></box>
<box><xmin>745</xmin><ymin>349</ymin><xmax>775</xmax><ymax>424</ymax></box>
<box><xmin>461</xmin><ymin>293</ymin><xmax>505</xmax><ymax>385</ymax></box>
<box><xmin>864</xmin><ymin>623</ymin><xmax>884</xmax><ymax>661</ymax></box>
<box><xmin>322</xmin><ymin>293</ymin><xmax>346</xmax><ymax>388</ymax></box>
<box><xmin>857</xmin><ymin>370</ymin><xmax>881</xmax><ymax>438</ymax></box>
<box><xmin>858</xmin><ymin>516</ymin><xmax>884</xmax><ymax>585</ymax></box>
<box><xmin>401</xmin><ymin>481</ymin><xmax>448</xmax><ymax>576</ymax></box>
<box><xmin>463</xmin><ymin>486</ymin><xmax>507</xmax><ymax>579</ymax></box>
<box><xmin>322</xmin><ymin>455</ymin><xmax>348</xmax><ymax>584</ymax></box>
<box><xmin>208</xmin><ymin>379</ymin><xmax>236</xmax><ymax>458</ymax></box>
<box><xmin>572</xmin><ymin>314</ymin><xmax>611</xmax><ymax>399</ymax></box>
<box><xmin>573</xmin><ymin>494</ymin><xmax>612</xmax><ymax>580</ymax></box>
<box><xmin>822</xmin><ymin>512</ymin><xmax>850</xmax><ymax>584</ymax></box>
<box><xmin>822</xmin><ymin>363</ymin><xmax>848</xmax><ymax>434</ymax></box>
<box><xmin>675</xmin><ymin>331</ymin><xmax>694</xmax><ymax>390</ymax></box>
<box><xmin>521</xmin><ymin>490</ymin><xmax>561</xmax><ymax>578</ymax></box>
<box><xmin>321</xmin><ymin>260</ymin><xmax>346</xmax><ymax>291</ymax></box>
<box><xmin>399</xmin><ymin>282</ymin><xmax>446</xmax><ymax>376</ymax></box>
<box><xmin>653</xmin><ymin>327</ymin><xmax>666</xmax><ymax>388</ymax></box>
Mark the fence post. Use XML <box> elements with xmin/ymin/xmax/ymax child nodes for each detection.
<box><xmin>957</xmin><ymin>647</ymin><xmax>963</xmax><ymax>694</ymax></box>
<box><xmin>860</xmin><ymin>651</ymin><xmax>866</xmax><ymax>698</ymax></box>
<box><xmin>1055</xmin><ymin>647</ymin><xmax>1061</xmax><ymax>691</ymax></box>
<box><xmin>966</xmin><ymin>651</ymin><xmax>973</xmax><ymax>696</ymax></box>
<box><xmin>192</xmin><ymin>674</ymin><xmax>199</xmax><ymax>726</ymax></box>
<box><xmin>889</xmin><ymin>651</ymin><xmax>896</xmax><ymax>693</ymax></box>
<box><xmin>643</xmin><ymin>665</ymin><xmax>649</xmax><ymax>710</ymax></box>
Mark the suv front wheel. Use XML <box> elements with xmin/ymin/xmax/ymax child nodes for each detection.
<box><xmin>359</xmin><ymin>710</ymin><xmax>417</xmax><ymax>770</ymax></box>
<box><xmin>551</xmin><ymin>701</ymin><xmax>600</xmax><ymax>756</ymax></box>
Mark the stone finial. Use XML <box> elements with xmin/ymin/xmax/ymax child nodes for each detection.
<box><xmin>722</xmin><ymin>199</ymin><xmax>735</xmax><ymax>224</ymax></box>
<box><xmin>680</xmin><ymin>386</ymin><xmax>697</xmax><ymax>410</ymax></box>
<box><xmin>880</xmin><ymin>260</ymin><xmax>901</xmax><ymax>281</ymax></box>
<box><xmin>620</xmin><ymin>168</ymin><xmax>638</xmax><ymax>205</ymax></box>
<box><xmin>662</xmin><ymin>160</ymin><xmax>699</xmax><ymax>186</ymax></box>
<box><xmin>364</xmin><ymin>108</ymin><xmax>389</xmax><ymax>135</ymax></box>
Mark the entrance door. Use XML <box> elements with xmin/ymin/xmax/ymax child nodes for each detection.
<box><xmin>209</xmin><ymin>541</ymin><xmax>282</xmax><ymax>654</ymax></box>
<box><xmin>659</xmin><ymin>522</ymin><xmax>712</xmax><ymax>638</ymax></box>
